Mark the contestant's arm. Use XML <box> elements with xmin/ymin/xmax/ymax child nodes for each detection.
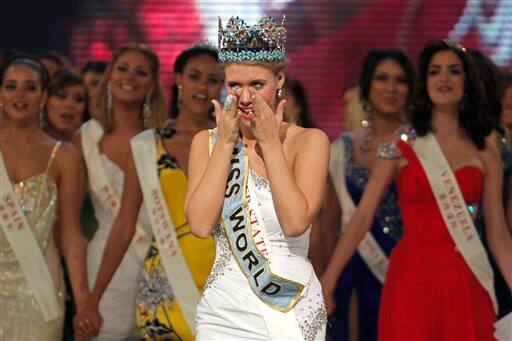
<box><xmin>88</xmin><ymin>149</ymin><xmax>143</xmax><ymax>305</ymax></box>
<box><xmin>185</xmin><ymin>130</ymin><xmax>234</xmax><ymax>238</ymax></box>
<box><xmin>481</xmin><ymin>143</ymin><xmax>512</xmax><ymax>289</ymax></box>
<box><xmin>506</xmin><ymin>181</ymin><xmax>512</xmax><ymax>233</ymax></box>
<box><xmin>321</xmin><ymin>157</ymin><xmax>397</xmax><ymax>291</ymax></box>
<box><xmin>56</xmin><ymin>143</ymin><xmax>89</xmax><ymax>309</ymax></box>
<box><xmin>309</xmin><ymin>175</ymin><xmax>342</xmax><ymax>276</ymax></box>
<box><xmin>260</xmin><ymin>128</ymin><xmax>330</xmax><ymax>237</ymax></box>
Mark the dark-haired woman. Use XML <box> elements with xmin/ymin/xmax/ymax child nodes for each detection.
<box><xmin>45</xmin><ymin>69</ymin><xmax>87</xmax><ymax>142</ymax></box>
<box><xmin>321</xmin><ymin>48</ymin><xmax>414</xmax><ymax>341</ymax></box>
<box><xmin>80</xmin><ymin>61</ymin><xmax>108</xmax><ymax>121</ymax></box>
<box><xmin>0</xmin><ymin>57</ymin><xmax>88</xmax><ymax>340</ymax></box>
<box><xmin>321</xmin><ymin>40</ymin><xmax>512</xmax><ymax>340</ymax></box>
<box><xmin>133</xmin><ymin>43</ymin><xmax>222</xmax><ymax>340</ymax></box>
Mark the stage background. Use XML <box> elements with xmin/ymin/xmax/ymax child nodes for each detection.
<box><xmin>2</xmin><ymin>0</ymin><xmax>511</xmax><ymax>138</ymax></box>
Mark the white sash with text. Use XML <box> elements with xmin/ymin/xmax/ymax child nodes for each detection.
<box><xmin>330</xmin><ymin>138</ymin><xmax>389</xmax><ymax>284</ymax></box>
<box><xmin>81</xmin><ymin>119</ymin><xmax>150</xmax><ymax>262</ymax></box>
<box><xmin>412</xmin><ymin>133</ymin><xmax>497</xmax><ymax>313</ymax></box>
<box><xmin>130</xmin><ymin>129</ymin><xmax>200</xmax><ymax>332</ymax></box>
<box><xmin>0</xmin><ymin>153</ymin><xmax>61</xmax><ymax>321</ymax></box>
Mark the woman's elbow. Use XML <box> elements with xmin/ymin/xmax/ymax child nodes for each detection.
<box><xmin>282</xmin><ymin>219</ymin><xmax>311</xmax><ymax>238</ymax></box>
<box><xmin>189</xmin><ymin>221</ymin><xmax>212</xmax><ymax>239</ymax></box>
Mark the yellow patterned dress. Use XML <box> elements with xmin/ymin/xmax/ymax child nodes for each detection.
<box><xmin>137</xmin><ymin>131</ymin><xmax>215</xmax><ymax>340</ymax></box>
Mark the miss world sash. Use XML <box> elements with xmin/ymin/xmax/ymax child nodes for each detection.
<box><xmin>81</xmin><ymin>119</ymin><xmax>150</xmax><ymax>262</ymax></box>
<box><xmin>0</xmin><ymin>152</ymin><xmax>61</xmax><ymax>321</ymax></box>
<box><xmin>130</xmin><ymin>129</ymin><xmax>200</xmax><ymax>332</ymax></box>
<box><xmin>330</xmin><ymin>138</ymin><xmax>389</xmax><ymax>283</ymax></box>
<box><xmin>413</xmin><ymin>133</ymin><xmax>497</xmax><ymax>313</ymax></box>
<box><xmin>210</xmin><ymin>130</ymin><xmax>305</xmax><ymax>313</ymax></box>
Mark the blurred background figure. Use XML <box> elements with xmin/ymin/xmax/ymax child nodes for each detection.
<box><xmin>342</xmin><ymin>84</ymin><xmax>365</xmax><ymax>133</ymax></box>
<box><xmin>72</xmin><ymin>43</ymin><xmax>168</xmax><ymax>340</ymax></box>
<box><xmin>44</xmin><ymin>69</ymin><xmax>87</xmax><ymax>142</ymax></box>
<box><xmin>322</xmin><ymin>48</ymin><xmax>415</xmax><ymax>341</ymax></box>
<box><xmin>38</xmin><ymin>51</ymin><xmax>73</xmax><ymax>77</ymax></box>
<box><xmin>283</xmin><ymin>75</ymin><xmax>314</xmax><ymax>128</ymax></box>
<box><xmin>80</xmin><ymin>61</ymin><xmax>108</xmax><ymax>120</ymax></box>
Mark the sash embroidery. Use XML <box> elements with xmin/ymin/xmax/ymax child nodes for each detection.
<box><xmin>210</xmin><ymin>130</ymin><xmax>305</xmax><ymax>312</ymax></box>
<box><xmin>0</xmin><ymin>153</ymin><xmax>61</xmax><ymax>321</ymax></box>
<box><xmin>81</xmin><ymin>120</ymin><xmax>150</xmax><ymax>262</ymax></box>
<box><xmin>412</xmin><ymin>133</ymin><xmax>497</xmax><ymax>313</ymax></box>
<box><xmin>330</xmin><ymin>138</ymin><xmax>389</xmax><ymax>284</ymax></box>
<box><xmin>130</xmin><ymin>129</ymin><xmax>200</xmax><ymax>332</ymax></box>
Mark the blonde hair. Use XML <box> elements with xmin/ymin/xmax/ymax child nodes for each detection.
<box><xmin>95</xmin><ymin>43</ymin><xmax>168</xmax><ymax>132</ymax></box>
<box><xmin>220</xmin><ymin>59</ymin><xmax>294</xmax><ymax>122</ymax></box>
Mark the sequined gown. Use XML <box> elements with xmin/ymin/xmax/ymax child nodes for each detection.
<box><xmin>87</xmin><ymin>154</ymin><xmax>152</xmax><ymax>339</ymax></box>
<box><xmin>329</xmin><ymin>133</ymin><xmax>402</xmax><ymax>341</ymax></box>
<box><xmin>195</xmin><ymin>170</ymin><xmax>327</xmax><ymax>341</ymax></box>
<box><xmin>0</xmin><ymin>144</ymin><xmax>65</xmax><ymax>340</ymax></box>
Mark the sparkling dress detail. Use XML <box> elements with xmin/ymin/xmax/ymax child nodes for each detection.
<box><xmin>0</xmin><ymin>142</ymin><xmax>65</xmax><ymax>340</ymax></box>
<box><xmin>378</xmin><ymin>140</ymin><xmax>495</xmax><ymax>341</ymax></box>
<box><xmin>195</xmin><ymin>170</ymin><xmax>327</xmax><ymax>341</ymax></box>
<box><xmin>87</xmin><ymin>154</ymin><xmax>152</xmax><ymax>340</ymax></box>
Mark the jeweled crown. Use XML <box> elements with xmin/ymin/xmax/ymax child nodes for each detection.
<box><xmin>218</xmin><ymin>15</ymin><xmax>286</xmax><ymax>63</ymax></box>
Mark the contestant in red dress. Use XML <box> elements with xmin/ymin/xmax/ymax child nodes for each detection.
<box><xmin>321</xmin><ymin>39</ymin><xmax>512</xmax><ymax>340</ymax></box>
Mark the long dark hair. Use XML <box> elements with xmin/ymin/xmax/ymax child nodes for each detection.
<box><xmin>170</xmin><ymin>44</ymin><xmax>218</xmax><ymax>118</ymax></box>
<box><xmin>358</xmin><ymin>48</ymin><xmax>415</xmax><ymax>106</ymax></box>
<box><xmin>411</xmin><ymin>40</ymin><xmax>492</xmax><ymax>150</ymax></box>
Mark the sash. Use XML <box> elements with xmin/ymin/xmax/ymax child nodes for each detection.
<box><xmin>130</xmin><ymin>129</ymin><xmax>199</xmax><ymax>333</ymax></box>
<box><xmin>330</xmin><ymin>138</ymin><xmax>389</xmax><ymax>283</ymax></box>
<box><xmin>209</xmin><ymin>129</ymin><xmax>309</xmax><ymax>339</ymax></box>
<box><xmin>81</xmin><ymin>119</ymin><xmax>150</xmax><ymax>262</ymax></box>
<box><xmin>412</xmin><ymin>133</ymin><xmax>498</xmax><ymax>313</ymax></box>
<box><xmin>0</xmin><ymin>153</ymin><xmax>61</xmax><ymax>321</ymax></box>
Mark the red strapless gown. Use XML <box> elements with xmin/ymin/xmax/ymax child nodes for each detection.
<box><xmin>378</xmin><ymin>141</ymin><xmax>496</xmax><ymax>341</ymax></box>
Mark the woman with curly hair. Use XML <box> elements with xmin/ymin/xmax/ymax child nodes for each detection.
<box><xmin>321</xmin><ymin>39</ymin><xmax>511</xmax><ymax>340</ymax></box>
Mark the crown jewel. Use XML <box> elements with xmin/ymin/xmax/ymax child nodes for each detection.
<box><xmin>218</xmin><ymin>15</ymin><xmax>286</xmax><ymax>63</ymax></box>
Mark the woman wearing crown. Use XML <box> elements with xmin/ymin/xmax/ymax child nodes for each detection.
<box><xmin>185</xmin><ymin>16</ymin><xmax>329</xmax><ymax>340</ymax></box>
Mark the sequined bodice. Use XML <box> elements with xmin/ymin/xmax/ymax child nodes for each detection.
<box><xmin>1</xmin><ymin>174</ymin><xmax>59</xmax><ymax>290</ymax></box>
<box><xmin>342</xmin><ymin>134</ymin><xmax>403</xmax><ymax>250</ymax></box>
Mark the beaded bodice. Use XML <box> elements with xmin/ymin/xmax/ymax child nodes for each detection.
<box><xmin>342</xmin><ymin>133</ymin><xmax>403</xmax><ymax>247</ymax></box>
<box><xmin>0</xmin><ymin>173</ymin><xmax>59</xmax><ymax>295</ymax></box>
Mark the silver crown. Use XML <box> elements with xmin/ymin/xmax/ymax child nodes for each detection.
<box><xmin>218</xmin><ymin>15</ymin><xmax>286</xmax><ymax>62</ymax></box>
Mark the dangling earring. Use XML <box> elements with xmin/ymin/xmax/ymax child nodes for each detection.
<box><xmin>106</xmin><ymin>86</ymin><xmax>113</xmax><ymax>119</ymax></box>
<box><xmin>142</xmin><ymin>93</ymin><xmax>152</xmax><ymax>128</ymax></box>
<box><xmin>277</xmin><ymin>88</ymin><xmax>283</xmax><ymax>101</ymax></box>
<box><xmin>177</xmin><ymin>86</ymin><xmax>182</xmax><ymax>112</ymax></box>
<box><xmin>360</xmin><ymin>100</ymin><xmax>373</xmax><ymax>153</ymax></box>
<box><xmin>39</xmin><ymin>105</ymin><xmax>45</xmax><ymax>130</ymax></box>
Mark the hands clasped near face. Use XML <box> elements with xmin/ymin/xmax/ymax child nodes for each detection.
<box><xmin>212</xmin><ymin>88</ymin><xmax>286</xmax><ymax>146</ymax></box>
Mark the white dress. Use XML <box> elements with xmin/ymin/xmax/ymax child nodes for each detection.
<box><xmin>87</xmin><ymin>154</ymin><xmax>151</xmax><ymax>340</ymax></box>
<box><xmin>196</xmin><ymin>170</ymin><xmax>327</xmax><ymax>340</ymax></box>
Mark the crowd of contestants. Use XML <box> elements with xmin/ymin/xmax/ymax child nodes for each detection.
<box><xmin>0</xmin><ymin>37</ymin><xmax>511</xmax><ymax>341</ymax></box>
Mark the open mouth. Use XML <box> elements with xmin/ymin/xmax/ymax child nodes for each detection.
<box><xmin>119</xmin><ymin>83</ymin><xmax>137</xmax><ymax>91</ymax></box>
<box><xmin>193</xmin><ymin>93</ymin><xmax>208</xmax><ymax>101</ymax></box>
<box><xmin>13</xmin><ymin>101</ymin><xmax>28</xmax><ymax>110</ymax></box>
<box><xmin>238</xmin><ymin>107</ymin><xmax>254</xmax><ymax>119</ymax></box>
<box><xmin>437</xmin><ymin>85</ymin><xmax>452</xmax><ymax>93</ymax></box>
<box><xmin>59</xmin><ymin>112</ymin><xmax>77</xmax><ymax>124</ymax></box>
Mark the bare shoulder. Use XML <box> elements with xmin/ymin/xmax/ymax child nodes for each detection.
<box><xmin>286</xmin><ymin>124</ymin><xmax>329</xmax><ymax>150</ymax></box>
<box><xmin>191</xmin><ymin>129</ymin><xmax>211</xmax><ymax>148</ymax></box>
<box><xmin>478</xmin><ymin>136</ymin><xmax>501</xmax><ymax>176</ymax></box>
<box><xmin>54</xmin><ymin>142</ymin><xmax>81</xmax><ymax>167</ymax></box>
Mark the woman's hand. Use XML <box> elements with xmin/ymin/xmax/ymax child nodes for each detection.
<box><xmin>248</xmin><ymin>88</ymin><xmax>286</xmax><ymax>145</ymax></box>
<box><xmin>73</xmin><ymin>297</ymin><xmax>103</xmax><ymax>339</ymax></box>
<box><xmin>212</xmin><ymin>91</ymin><xmax>241</xmax><ymax>146</ymax></box>
<box><xmin>320</xmin><ymin>274</ymin><xmax>337</xmax><ymax>316</ymax></box>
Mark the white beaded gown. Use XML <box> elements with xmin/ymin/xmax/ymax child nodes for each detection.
<box><xmin>195</xmin><ymin>170</ymin><xmax>327</xmax><ymax>340</ymax></box>
<box><xmin>0</xmin><ymin>144</ymin><xmax>65</xmax><ymax>340</ymax></box>
<box><xmin>87</xmin><ymin>154</ymin><xmax>151</xmax><ymax>340</ymax></box>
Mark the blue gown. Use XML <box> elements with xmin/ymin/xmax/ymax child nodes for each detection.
<box><xmin>328</xmin><ymin>133</ymin><xmax>403</xmax><ymax>341</ymax></box>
